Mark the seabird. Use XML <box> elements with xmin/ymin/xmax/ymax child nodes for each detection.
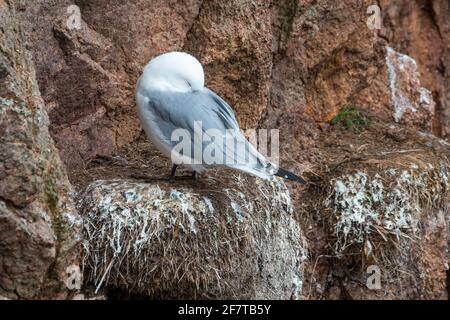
<box><xmin>135</xmin><ymin>51</ymin><xmax>306</xmax><ymax>184</ymax></box>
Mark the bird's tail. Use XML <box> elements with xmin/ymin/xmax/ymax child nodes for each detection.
<box><xmin>230</xmin><ymin>163</ymin><xmax>308</xmax><ymax>185</ymax></box>
<box><xmin>227</xmin><ymin>136</ymin><xmax>308</xmax><ymax>184</ymax></box>
<box><xmin>275</xmin><ymin>167</ymin><xmax>307</xmax><ymax>184</ymax></box>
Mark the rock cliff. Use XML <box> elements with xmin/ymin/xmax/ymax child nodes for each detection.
<box><xmin>1</xmin><ymin>0</ymin><xmax>449</xmax><ymax>299</ymax></box>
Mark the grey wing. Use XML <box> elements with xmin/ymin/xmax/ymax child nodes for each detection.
<box><xmin>204</xmin><ymin>88</ymin><xmax>240</xmax><ymax>129</ymax></box>
<box><xmin>145</xmin><ymin>88</ymin><xmax>267</xmax><ymax>168</ymax></box>
<box><xmin>147</xmin><ymin>88</ymin><xmax>237</xmax><ymax>142</ymax></box>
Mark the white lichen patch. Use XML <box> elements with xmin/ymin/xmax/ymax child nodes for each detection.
<box><xmin>0</xmin><ymin>97</ymin><xmax>15</xmax><ymax>108</ymax></box>
<box><xmin>386</xmin><ymin>47</ymin><xmax>435</xmax><ymax>124</ymax></box>
<box><xmin>439</xmin><ymin>163</ymin><xmax>449</xmax><ymax>186</ymax></box>
<box><xmin>0</xmin><ymin>97</ymin><xmax>33</xmax><ymax>119</ymax></box>
<box><xmin>387</xmin><ymin>47</ymin><xmax>414</xmax><ymax>122</ymax></box>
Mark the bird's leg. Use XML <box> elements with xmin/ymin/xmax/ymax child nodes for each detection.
<box><xmin>166</xmin><ymin>165</ymin><xmax>198</xmax><ymax>182</ymax></box>
<box><xmin>169</xmin><ymin>164</ymin><xmax>178</xmax><ymax>179</ymax></box>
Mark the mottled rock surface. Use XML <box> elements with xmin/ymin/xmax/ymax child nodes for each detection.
<box><xmin>79</xmin><ymin>174</ymin><xmax>306</xmax><ymax>299</ymax></box>
<box><xmin>381</xmin><ymin>0</ymin><xmax>450</xmax><ymax>138</ymax></box>
<box><xmin>386</xmin><ymin>47</ymin><xmax>435</xmax><ymax>130</ymax></box>
<box><xmin>0</xmin><ymin>0</ymin><xmax>82</xmax><ymax>299</ymax></box>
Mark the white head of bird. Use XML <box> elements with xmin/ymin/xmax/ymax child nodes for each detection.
<box><xmin>139</xmin><ymin>52</ymin><xmax>205</xmax><ymax>93</ymax></box>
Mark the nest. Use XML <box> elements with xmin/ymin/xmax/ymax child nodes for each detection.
<box><xmin>306</xmin><ymin>117</ymin><xmax>450</xmax><ymax>280</ymax></box>
<box><xmin>323</xmin><ymin>154</ymin><xmax>449</xmax><ymax>270</ymax></box>
<box><xmin>78</xmin><ymin>172</ymin><xmax>306</xmax><ymax>299</ymax></box>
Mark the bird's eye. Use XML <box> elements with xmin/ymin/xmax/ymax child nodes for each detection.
<box><xmin>185</xmin><ymin>80</ymin><xmax>192</xmax><ymax>88</ymax></box>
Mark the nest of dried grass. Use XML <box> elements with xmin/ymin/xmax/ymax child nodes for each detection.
<box><xmin>323</xmin><ymin>153</ymin><xmax>449</xmax><ymax>269</ymax></box>
<box><xmin>78</xmin><ymin>172</ymin><xmax>306</xmax><ymax>299</ymax></box>
<box><xmin>305</xmin><ymin>116</ymin><xmax>450</xmax><ymax>278</ymax></box>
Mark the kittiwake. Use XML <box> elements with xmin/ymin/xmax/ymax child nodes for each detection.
<box><xmin>135</xmin><ymin>51</ymin><xmax>306</xmax><ymax>184</ymax></box>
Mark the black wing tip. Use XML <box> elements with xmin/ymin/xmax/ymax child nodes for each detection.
<box><xmin>275</xmin><ymin>168</ymin><xmax>308</xmax><ymax>185</ymax></box>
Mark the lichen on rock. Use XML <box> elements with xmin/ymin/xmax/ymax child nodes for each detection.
<box><xmin>0</xmin><ymin>0</ymin><xmax>82</xmax><ymax>299</ymax></box>
<box><xmin>386</xmin><ymin>47</ymin><xmax>435</xmax><ymax>130</ymax></box>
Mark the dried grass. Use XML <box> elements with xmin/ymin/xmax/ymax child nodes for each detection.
<box><xmin>317</xmin><ymin>148</ymin><xmax>449</xmax><ymax>273</ymax></box>
<box><xmin>78</xmin><ymin>172</ymin><xmax>307</xmax><ymax>299</ymax></box>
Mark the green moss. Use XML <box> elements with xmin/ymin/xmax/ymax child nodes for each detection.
<box><xmin>275</xmin><ymin>0</ymin><xmax>299</xmax><ymax>55</ymax></box>
<box><xmin>44</xmin><ymin>170</ymin><xmax>68</xmax><ymax>241</ymax></box>
<box><xmin>330</xmin><ymin>106</ymin><xmax>369</xmax><ymax>131</ymax></box>
<box><xmin>45</xmin><ymin>180</ymin><xmax>58</xmax><ymax>213</ymax></box>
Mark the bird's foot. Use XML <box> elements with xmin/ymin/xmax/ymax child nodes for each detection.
<box><xmin>166</xmin><ymin>171</ymin><xmax>197</xmax><ymax>182</ymax></box>
<box><xmin>166</xmin><ymin>164</ymin><xmax>197</xmax><ymax>182</ymax></box>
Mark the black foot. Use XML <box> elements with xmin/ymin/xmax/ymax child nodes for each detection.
<box><xmin>166</xmin><ymin>165</ymin><xmax>197</xmax><ymax>182</ymax></box>
<box><xmin>170</xmin><ymin>164</ymin><xmax>178</xmax><ymax>178</ymax></box>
